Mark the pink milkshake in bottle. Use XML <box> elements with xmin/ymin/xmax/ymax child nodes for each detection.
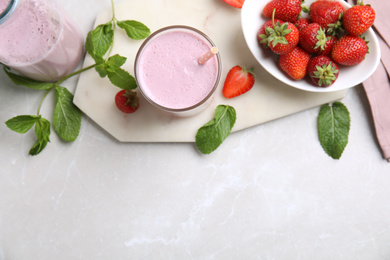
<box><xmin>0</xmin><ymin>0</ymin><xmax>84</xmax><ymax>82</ymax></box>
<box><xmin>134</xmin><ymin>26</ymin><xmax>222</xmax><ymax>117</ymax></box>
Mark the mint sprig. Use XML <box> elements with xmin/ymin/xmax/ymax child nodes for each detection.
<box><xmin>196</xmin><ymin>105</ymin><xmax>236</xmax><ymax>154</ymax></box>
<box><xmin>3</xmin><ymin>1</ymin><xmax>150</xmax><ymax>155</ymax></box>
<box><xmin>5</xmin><ymin>115</ymin><xmax>51</xmax><ymax>156</ymax></box>
<box><xmin>53</xmin><ymin>86</ymin><xmax>82</xmax><ymax>142</ymax></box>
<box><xmin>318</xmin><ymin>102</ymin><xmax>351</xmax><ymax>159</ymax></box>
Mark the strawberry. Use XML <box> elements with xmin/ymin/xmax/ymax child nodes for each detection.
<box><xmin>222</xmin><ymin>65</ymin><xmax>255</xmax><ymax>98</ymax></box>
<box><xmin>263</xmin><ymin>0</ymin><xmax>302</xmax><ymax>22</ymax></box>
<box><xmin>309</xmin><ymin>0</ymin><xmax>344</xmax><ymax>35</ymax></box>
<box><xmin>307</xmin><ymin>56</ymin><xmax>339</xmax><ymax>87</ymax></box>
<box><xmin>115</xmin><ymin>89</ymin><xmax>139</xmax><ymax>113</ymax></box>
<box><xmin>317</xmin><ymin>35</ymin><xmax>337</xmax><ymax>56</ymax></box>
<box><xmin>331</xmin><ymin>35</ymin><xmax>368</xmax><ymax>66</ymax></box>
<box><xmin>279</xmin><ymin>46</ymin><xmax>311</xmax><ymax>80</ymax></box>
<box><xmin>221</xmin><ymin>0</ymin><xmax>244</xmax><ymax>8</ymax></box>
<box><xmin>294</xmin><ymin>18</ymin><xmax>311</xmax><ymax>31</ymax></box>
<box><xmin>343</xmin><ymin>0</ymin><xmax>375</xmax><ymax>36</ymax></box>
<box><xmin>299</xmin><ymin>23</ymin><xmax>329</xmax><ymax>54</ymax></box>
<box><xmin>267</xmin><ymin>19</ymin><xmax>299</xmax><ymax>55</ymax></box>
<box><xmin>257</xmin><ymin>18</ymin><xmax>284</xmax><ymax>48</ymax></box>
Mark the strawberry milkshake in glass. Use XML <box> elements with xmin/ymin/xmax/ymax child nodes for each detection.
<box><xmin>0</xmin><ymin>0</ymin><xmax>84</xmax><ymax>82</ymax></box>
<box><xmin>134</xmin><ymin>26</ymin><xmax>222</xmax><ymax>117</ymax></box>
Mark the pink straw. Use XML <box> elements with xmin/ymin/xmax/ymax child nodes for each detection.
<box><xmin>198</xmin><ymin>47</ymin><xmax>218</xmax><ymax>65</ymax></box>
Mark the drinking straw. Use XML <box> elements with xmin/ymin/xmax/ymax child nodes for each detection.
<box><xmin>198</xmin><ymin>47</ymin><xmax>218</xmax><ymax>65</ymax></box>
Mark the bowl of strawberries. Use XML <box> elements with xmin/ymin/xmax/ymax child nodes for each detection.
<box><xmin>241</xmin><ymin>0</ymin><xmax>381</xmax><ymax>92</ymax></box>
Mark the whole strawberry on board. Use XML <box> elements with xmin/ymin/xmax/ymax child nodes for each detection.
<box><xmin>115</xmin><ymin>89</ymin><xmax>140</xmax><ymax>113</ymax></box>
<box><xmin>299</xmin><ymin>23</ymin><xmax>329</xmax><ymax>54</ymax></box>
<box><xmin>279</xmin><ymin>46</ymin><xmax>311</xmax><ymax>80</ymax></box>
<box><xmin>221</xmin><ymin>0</ymin><xmax>244</xmax><ymax>8</ymax></box>
<box><xmin>257</xmin><ymin>18</ymin><xmax>284</xmax><ymax>48</ymax></box>
<box><xmin>309</xmin><ymin>0</ymin><xmax>345</xmax><ymax>35</ymax></box>
<box><xmin>222</xmin><ymin>65</ymin><xmax>255</xmax><ymax>99</ymax></box>
<box><xmin>307</xmin><ymin>55</ymin><xmax>339</xmax><ymax>87</ymax></box>
<box><xmin>343</xmin><ymin>0</ymin><xmax>375</xmax><ymax>36</ymax></box>
<box><xmin>263</xmin><ymin>0</ymin><xmax>303</xmax><ymax>22</ymax></box>
<box><xmin>331</xmin><ymin>35</ymin><xmax>368</xmax><ymax>66</ymax></box>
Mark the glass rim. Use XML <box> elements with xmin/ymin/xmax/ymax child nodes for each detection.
<box><xmin>134</xmin><ymin>25</ymin><xmax>222</xmax><ymax>113</ymax></box>
<box><xmin>0</xmin><ymin>0</ymin><xmax>18</xmax><ymax>25</ymax></box>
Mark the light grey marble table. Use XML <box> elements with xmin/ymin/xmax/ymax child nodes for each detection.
<box><xmin>0</xmin><ymin>0</ymin><xmax>389</xmax><ymax>259</ymax></box>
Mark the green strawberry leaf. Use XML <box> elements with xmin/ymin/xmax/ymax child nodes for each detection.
<box><xmin>29</xmin><ymin>117</ymin><xmax>51</xmax><ymax>156</ymax></box>
<box><xmin>196</xmin><ymin>105</ymin><xmax>236</xmax><ymax>154</ymax></box>
<box><xmin>53</xmin><ymin>86</ymin><xmax>82</xmax><ymax>142</ymax></box>
<box><xmin>3</xmin><ymin>68</ymin><xmax>53</xmax><ymax>90</ymax></box>
<box><xmin>117</xmin><ymin>20</ymin><xmax>151</xmax><ymax>40</ymax></box>
<box><xmin>5</xmin><ymin>115</ymin><xmax>40</xmax><ymax>134</ymax></box>
<box><xmin>318</xmin><ymin>102</ymin><xmax>350</xmax><ymax>159</ymax></box>
<box><xmin>107</xmin><ymin>67</ymin><xmax>137</xmax><ymax>90</ymax></box>
<box><xmin>85</xmin><ymin>22</ymin><xmax>114</xmax><ymax>62</ymax></box>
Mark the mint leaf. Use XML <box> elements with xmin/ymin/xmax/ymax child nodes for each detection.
<box><xmin>106</xmin><ymin>54</ymin><xmax>127</xmax><ymax>68</ymax></box>
<box><xmin>318</xmin><ymin>102</ymin><xmax>350</xmax><ymax>159</ymax></box>
<box><xmin>5</xmin><ymin>115</ymin><xmax>39</xmax><ymax>133</ymax></box>
<box><xmin>29</xmin><ymin>117</ymin><xmax>51</xmax><ymax>156</ymax></box>
<box><xmin>117</xmin><ymin>20</ymin><xmax>151</xmax><ymax>40</ymax></box>
<box><xmin>53</xmin><ymin>86</ymin><xmax>82</xmax><ymax>142</ymax></box>
<box><xmin>4</xmin><ymin>68</ymin><xmax>53</xmax><ymax>90</ymax></box>
<box><xmin>95</xmin><ymin>63</ymin><xmax>108</xmax><ymax>78</ymax></box>
<box><xmin>196</xmin><ymin>105</ymin><xmax>236</xmax><ymax>154</ymax></box>
<box><xmin>107</xmin><ymin>67</ymin><xmax>137</xmax><ymax>90</ymax></box>
<box><xmin>94</xmin><ymin>55</ymin><xmax>127</xmax><ymax>79</ymax></box>
<box><xmin>85</xmin><ymin>22</ymin><xmax>114</xmax><ymax>62</ymax></box>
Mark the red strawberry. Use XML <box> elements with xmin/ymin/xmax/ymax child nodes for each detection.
<box><xmin>115</xmin><ymin>89</ymin><xmax>139</xmax><ymax>113</ymax></box>
<box><xmin>317</xmin><ymin>35</ymin><xmax>337</xmax><ymax>56</ymax></box>
<box><xmin>222</xmin><ymin>65</ymin><xmax>255</xmax><ymax>98</ymax></box>
<box><xmin>295</xmin><ymin>18</ymin><xmax>311</xmax><ymax>31</ymax></box>
<box><xmin>309</xmin><ymin>0</ymin><xmax>345</xmax><ymax>35</ymax></box>
<box><xmin>307</xmin><ymin>56</ymin><xmax>339</xmax><ymax>87</ymax></box>
<box><xmin>343</xmin><ymin>1</ymin><xmax>375</xmax><ymax>36</ymax></box>
<box><xmin>279</xmin><ymin>46</ymin><xmax>311</xmax><ymax>80</ymax></box>
<box><xmin>267</xmin><ymin>20</ymin><xmax>299</xmax><ymax>55</ymax></box>
<box><xmin>221</xmin><ymin>0</ymin><xmax>244</xmax><ymax>8</ymax></box>
<box><xmin>331</xmin><ymin>35</ymin><xmax>368</xmax><ymax>66</ymax></box>
<box><xmin>257</xmin><ymin>19</ymin><xmax>284</xmax><ymax>48</ymax></box>
<box><xmin>263</xmin><ymin>0</ymin><xmax>302</xmax><ymax>22</ymax></box>
<box><xmin>299</xmin><ymin>23</ymin><xmax>328</xmax><ymax>54</ymax></box>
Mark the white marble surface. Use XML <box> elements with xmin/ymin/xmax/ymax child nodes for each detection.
<box><xmin>1</xmin><ymin>0</ymin><xmax>390</xmax><ymax>259</ymax></box>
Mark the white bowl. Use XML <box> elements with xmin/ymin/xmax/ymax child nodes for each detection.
<box><xmin>241</xmin><ymin>0</ymin><xmax>381</xmax><ymax>92</ymax></box>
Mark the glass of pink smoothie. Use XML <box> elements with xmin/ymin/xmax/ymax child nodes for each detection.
<box><xmin>0</xmin><ymin>0</ymin><xmax>84</xmax><ymax>82</ymax></box>
<box><xmin>134</xmin><ymin>26</ymin><xmax>222</xmax><ymax>117</ymax></box>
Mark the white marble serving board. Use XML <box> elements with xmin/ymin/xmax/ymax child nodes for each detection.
<box><xmin>73</xmin><ymin>0</ymin><xmax>347</xmax><ymax>142</ymax></box>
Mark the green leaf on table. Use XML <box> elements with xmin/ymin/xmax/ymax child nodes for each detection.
<box><xmin>117</xmin><ymin>20</ymin><xmax>151</xmax><ymax>40</ymax></box>
<box><xmin>106</xmin><ymin>54</ymin><xmax>127</xmax><ymax>68</ymax></box>
<box><xmin>3</xmin><ymin>68</ymin><xmax>53</xmax><ymax>90</ymax></box>
<box><xmin>196</xmin><ymin>105</ymin><xmax>236</xmax><ymax>154</ymax></box>
<box><xmin>107</xmin><ymin>67</ymin><xmax>137</xmax><ymax>90</ymax></box>
<box><xmin>95</xmin><ymin>63</ymin><xmax>108</xmax><ymax>78</ymax></box>
<box><xmin>53</xmin><ymin>86</ymin><xmax>82</xmax><ymax>142</ymax></box>
<box><xmin>94</xmin><ymin>55</ymin><xmax>128</xmax><ymax>79</ymax></box>
<box><xmin>85</xmin><ymin>22</ymin><xmax>114</xmax><ymax>62</ymax></box>
<box><xmin>318</xmin><ymin>102</ymin><xmax>350</xmax><ymax>159</ymax></box>
<box><xmin>5</xmin><ymin>115</ymin><xmax>40</xmax><ymax>133</ymax></box>
<box><xmin>29</xmin><ymin>117</ymin><xmax>51</xmax><ymax>156</ymax></box>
